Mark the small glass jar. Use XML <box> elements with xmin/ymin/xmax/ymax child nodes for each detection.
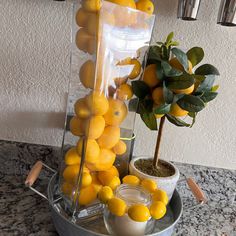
<box><xmin>104</xmin><ymin>184</ymin><xmax>155</xmax><ymax>236</ymax></box>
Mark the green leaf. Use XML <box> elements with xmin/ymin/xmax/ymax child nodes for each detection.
<box><xmin>141</xmin><ymin>112</ymin><xmax>157</xmax><ymax>130</ymax></box>
<box><xmin>193</xmin><ymin>74</ymin><xmax>205</xmax><ymax>82</ymax></box>
<box><xmin>177</xmin><ymin>95</ymin><xmax>205</xmax><ymax>112</ymax></box>
<box><xmin>148</xmin><ymin>46</ymin><xmax>162</xmax><ymax>61</ymax></box>
<box><xmin>156</xmin><ymin>41</ymin><xmax>163</xmax><ymax>45</ymax></box>
<box><xmin>166</xmin><ymin>32</ymin><xmax>174</xmax><ymax>45</ymax></box>
<box><xmin>131</xmin><ymin>81</ymin><xmax>150</xmax><ymax>99</ymax></box>
<box><xmin>186</xmin><ymin>47</ymin><xmax>204</xmax><ymax>67</ymax></box>
<box><xmin>171</xmin><ymin>48</ymin><xmax>189</xmax><ymax>71</ymax></box>
<box><xmin>155</xmin><ymin>61</ymin><xmax>165</xmax><ymax>80</ymax></box>
<box><xmin>161</xmin><ymin>45</ymin><xmax>169</xmax><ymax>61</ymax></box>
<box><xmin>166</xmin><ymin>114</ymin><xmax>190</xmax><ymax>127</ymax></box>
<box><xmin>137</xmin><ymin>99</ymin><xmax>153</xmax><ymax>114</ymax></box>
<box><xmin>188</xmin><ymin>112</ymin><xmax>197</xmax><ymax>128</ymax></box>
<box><xmin>154</xmin><ymin>104</ymin><xmax>171</xmax><ymax>114</ymax></box>
<box><xmin>200</xmin><ymin>91</ymin><xmax>218</xmax><ymax>102</ymax></box>
<box><xmin>163</xmin><ymin>82</ymin><xmax>174</xmax><ymax>104</ymax></box>
<box><xmin>166</xmin><ymin>74</ymin><xmax>195</xmax><ymax>90</ymax></box>
<box><xmin>169</xmin><ymin>41</ymin><xmax>179</xmax><ymax>46</ymax></box>
<box><xmin>128</xmin><ymin>98</ymin><xmax>139</xmax><ymax>112</ymax></box>
<box><xmin>195</xmin><ymin>64</ymin><xmax>220</xmax><ymax>75</ymax></box>
<box><xmin>161</xmin><ymin>61</ymin><xmax>183</xmax><ymax>77</ymax></box>
<box><xmin>173</xmin><ymin>94</ymin><xmax>185</xmax><ymax>103</ymax></box>
<box><xmin>211</xmin><ymin>85</ymin><xmax>219</xmax><ymax>92</ymax></box>
<box><xmin>196</xmin><ymin>75</ymin><xmax>215</xmax><ymax>92</ymax></box>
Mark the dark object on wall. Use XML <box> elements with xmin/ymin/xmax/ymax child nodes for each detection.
<box><xmin>177</xmin><ymin>0</ymin><xmax>201</xmax><ymax>21</ymax></box>
<box><xmin>217</xmin><ymin>0</ymin><xmax>236</xmax><ymax>26</ymax></box>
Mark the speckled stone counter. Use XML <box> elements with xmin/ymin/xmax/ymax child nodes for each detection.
<box><xmin>0</xmin><ymin>140</ymin><xmax>235</xmax><ymax>236</ymax></box>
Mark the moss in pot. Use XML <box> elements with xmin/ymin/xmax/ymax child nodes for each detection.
<box><xmin>129</xmin><ymin>32</ymin><xmax>220</xmax><ymax>200</ymax></box>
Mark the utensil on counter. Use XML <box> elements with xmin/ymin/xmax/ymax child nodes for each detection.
<box><xmin>25</xmin><ymin>161</ymin><xmax>207</xmax><ymax>236</ymax></box>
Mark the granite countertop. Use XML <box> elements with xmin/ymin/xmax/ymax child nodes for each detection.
<box><xmin>0</xmin><ymin>140</ymin><xmax>235</xmax><ymax>236</ymax></box>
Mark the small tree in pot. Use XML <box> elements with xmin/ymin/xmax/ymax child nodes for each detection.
<box><xmin>129</xmin><ymin>32</ymin><xmax>220</xmax><ymax>199</ymax></box>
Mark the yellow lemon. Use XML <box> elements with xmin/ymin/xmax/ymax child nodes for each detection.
<box><xmin>152</xmin><ymin>189</ymin><xmax>169</xmax><ymax>206</ymax></box>
<box><xmin>87</xmin><ymin>36</ymin><xmax>97</xmax><ymax>55</ymax></box>
<box><xmin>77</xmin><ymin>139</ymin><xmax>100</xmax><ymax>164</ymax></box>
<box><xmin>149</xmin><ymin>201</ymin><xmax>167</xmax><ymax>220</ymax></box>
<box><xmin>108</xmin><ymin>0</ymin><xmax>136</xmax><ymax>8</ymax></box>
<box><xmin>169</xmin><ymin>103</ymin><xmax>188</xmax><ymax>117</ymax></box>
<box><xmin>108</xmin><ymin>197</ymin><xmax>127</xmax><ymax>217</ymax></box>
<box><xmin>69</xmin><ymin>116</ymin><xmax>85</xmax><ymax>136</ymax></box>
<box><xmin>76</xmin><ymin>8</ymin><xmax>89</xmax><ymax>27</ymax></box>
<box><xmin>117</xmin><ymin>58</ymin><xmax>141</xmax><ymax>79</ymax></box>
<box><xmin>104</xmin><ymin>98</ymin><xmax>128</xmax><ymax>126</ymax></box>
<box><xmin>85</xmin><ymin>12</ymin><xmax>99</xmax><ymax>36</ymax></box>
<box><xmin>90</xmin><ymin>172</ymin><xmax>103</xmax><ymax>193</ymax></box>
<box><xmin>85</xmin><ymin>115</ymin><xmax>105</xmax><ymax>139</ymax></box>
<box><xmin>128</xmin><ymin>204</ymin><xmax>150</xmax><ymax>222</ymax></box>
<box><xmin>141</xmin><ymin>179</ymin><xmax>157</xmax><ymax>193</ymax></box>
<box><xmin>122</xmin><ymin>175</ymin><xmax>140</xmax><ymax>186</ymax></box>
<box><xmin>136</xmin><ymin>0</ymin><xmax>154</xmax><ymax>15</ymax></box>
<box><xmin>79</xmin><ymin>60</ymin><xmax>95</xmax><ymax>89</ymax></box>
<box><xmin>169</xmin><ymin>58</ymin><xmax>193</xmax><ymax>74</ymax></box>
<box><xmin>75</xmin><ymin>28</ymin><xmax>93</xmax><ymax>53</ymax></box>
<box><xmin>86</xmin><ymin>91</ymin><xmax>109</xmax><ymax>116</ymax></box>
<box><xmin>143</xmin><ymin>64</ymin><xmax>161</xmax><ymax>88</ymax></box>
<box><xmin>65</xmin><ymin>147</ymin><xmax>81</xmax><ymax>166</ymax></box>
<box><xmin>172</xmin><ymin>84</ymin><xmax>194</xmax><ymax>95</ymax></box>
<box><xmin>61</xmin><ymin>182</ymin><xmax>74</xmax><ymax>196</ymax></box>
<box><xmin>98</xmin><ymin>166</ymin><xmax>119</xmax><ymax>185</ymax></box>
<box><xmin>63</xmin><ymin>165</ymin><xmax>89</xmax><ymax>184</ymax></box>
<box><xmin>152</xmin><ymin>87</ymin><xmax>164</xmax><ymax>105</ymax></box>
<box><xmin>78</xmin><ymin>185</ymin><xmax>97</xmax><ymax>205</ymax></box>
<box><xmin>117</xmin><ymin>84</ymin><xmax>133</xmax><ymax>100</ymax></box>
<box><xmin>82</xmin><ymin>0</ymin><xmax>101</xmax><ymax>12</ymax></box>
<box><xmin>107</xmin><ymin>176</ymin><xmax>121</xmax><ymax>190</ymax></box>
<box><xmin>98</xmin><ymin>186</ymin><xmax>114</xmax><ymax>203</ymax></box>
<box><xmin>97</xmin><ymin>126</ymin><xmax>120</xmax><ymax>149</ymax></box>
<box><xmin>112</xmin><ymin>140</ymin><xmax>127</xmax><ymax>155</ymax></box>
<box><xmin>81</xmin><ymin>172</ymin><xmax>93</xmax><ymax>188</ymax></box>
<box><xmin>74</xmin><ymin>97</ymin><xmax>91</xmax><ymax>119</ymax></box>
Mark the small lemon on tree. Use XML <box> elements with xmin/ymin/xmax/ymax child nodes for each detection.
<box><xmin>130</xmin><ymin>32</ymin><xmax>220</xmax><ymax>170</ymax></box>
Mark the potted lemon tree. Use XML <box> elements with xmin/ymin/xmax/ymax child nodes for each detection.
<box><xmin>129</xmin><ymin>32</ymin><xmax>220</xmax><ymax>200</ymax></box>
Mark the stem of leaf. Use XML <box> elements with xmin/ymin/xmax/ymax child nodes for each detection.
<box><xmin>153</xmin><ymin>116</ymin><xmax>165</xmax><ymax>169</ymax></box>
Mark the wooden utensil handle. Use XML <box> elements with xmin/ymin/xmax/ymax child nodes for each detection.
<box><xmin>187</xmin><ymin>177</ymin><xmax>207</xmax><ymax>203</ymax></box>
<box><xmin>25</xmin><ymin>161</ymin><xmax>43</xmax><ymax>187</ymax></box>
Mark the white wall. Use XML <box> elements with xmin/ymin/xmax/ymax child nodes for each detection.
<box><xmin>0</xmin><ymin>0</ymin><xmax>235</xmax><ymax>169</ymax></box>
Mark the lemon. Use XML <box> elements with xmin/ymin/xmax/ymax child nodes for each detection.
<box><xmin>152</xmin><ymin>87</ymin><xmax>164</xmax><ymax>105</ymax></box>
<box><xmin>75</xmin><ymin>28</ymin><xmax>93</xmax><ymax>53</ymax></box>
<box><xmin>85</xmin><ymin>12</ymin><xmax>99</xmax><ymax>35</ymax></box>
<box><xmin>76</xmin><ymin>8</ymin><xmax>89</xmax><ymax>27</ymax></box>
<box><xmin>112</xmin><ymin>140</ymin><xmax>127</xmax><ymax>155</ymax></box>
<box><xmin>63</xmin><ymin>165</ymin><xmax>89</xmax><ymax>184</ymax></box>
<box><xmin>122</xmin><ymin>175</ymin><xmax>140</xmax><ymax>186</ymax></box>
<box><xmin>79</xmin><ymin>60</ymin><xmax>95</xmax><ymax>89</ymax></box>
<box><xmin>169</xmin><ymin>58</ymin><xmax>193</xmax><ymax>74</ymax></box>
<box><xmin>108</xmin><ymin>197</ymin><xmax>127</xmax><ymax>217</ymax></box>
<box><xmin>152</xmin><ymin>189</ymin><xmax>169</xmax><ymax>206</ymax></box>
<box><xmin>82</xmin><ymin>0</ymin><xmax>101</xmax><ymax>12</ymax></box>
<box><xmin>87</xmin><ymin>36</ymin><xmax>97</xmax><ymax>55</ymax></box>
<box><xmin>107</xmin><ymin>176</ymin><xmax>121</xmax><ymax>190</ymax></box>
<box><xmin>77</xmin><ymin>139</ymin><xmax>100</xmax><ymax>164</ymax></box>
<box><xmin>117</xmin><ymin>84</ymin><xmax>133</xmax><ymax>100</ymax></box>
<box><xmin>104</xmin><ymin>98</ymin><xmax>128</xmax><ymax>126</ymax></box>
<box><xmin>143</xmin><ymin>64</ymin><xmax>161</xmax><ymax>88</ymax></box>
<box><xmin>98</xmin><ymin>186</ymin><xmax>114</xmax><ymax>203</ymax></box>
<box><xmin>65</xmin><ymin>147</ymin><xmax>81</xmax><ymax>166</ymax></box>
<box><xmin>98</xmin><ymin>166</ymin><xmax>119</xmax><ymax>185</ymax></box>
<box><xmin>108</xmin><ymin>0</ymin><xmax>136</xmax><ymax>8</ymax></box>
<box><xmin>85</xmin><ymin>115</ymin><xmax>105</xmax><ymax>139</ymax></box>
<box><xmin>74</xmin><ymin>98</ymin><xmax>91</xmax><ymax>119</ymax></box>
<box><xmin>128</xmin><ymin>204</ymin><xmax>150</xmax><ymax>222</ymax></box>
<box><xmin>172</xmin><ymin>84</ymin><xmax>194</xmax><ymax>95</ymax></box>
<box><xmin>136</xmin><ymin>0</ymin><xmax>154</xmax><ymax>15</ymax></box>
<box><xmin>86</xmin><ymin>91</ymin><xmax>109</xmax><ymax>116</ymax></box>
<box><xmin>90</xmin><ymin>172</ymin><xmax>103</xmax><ymax>193</ymax></box>
<box><xmin>149</xmin><ymin>201</ymin><xmax>167</xmax><ymax>220</ymax></box>
<box><xmin>69</xmin><ymin>116</ymin><xmax>84</xmax><ymax>136</ymax></box>
<box><xmin>141</xmin><ymin>179</ymin><xmax>157</xmax><ymax>193</ymax></box>
<box><xmin>79</xmin><ymin>185</ymin><xmax>97</xmax><ymax>205</ymax></box>
<box><xmin>61</xmin><ymin>182</ymin><xmax>74</xmax><ymax>196</ymax></box>
<box><xmin>117</xmin><ymin>58</ymin><xmax>141</xmax><ymax>79</ymax></box>
<box><xmin>169</xmin><ymin>103</ymin><xmax>188</xmax><ymax>117</ymax></box>
<box><xmin>81</xmin><ymin>172</ymin><xmax>93</xmax><ymax>188</ymax></box>
<box><xmin>97</xmin><ymin>126</ymin><xmax>120</xmax><ymax>149</ymax></box>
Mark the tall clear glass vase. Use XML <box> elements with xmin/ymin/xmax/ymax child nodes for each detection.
<box><xmin>58</xmin><ymin>0</ymin><xmax>155</xmax><ymax>222</ymax></box>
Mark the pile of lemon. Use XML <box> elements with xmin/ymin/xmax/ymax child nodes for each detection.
<box><xmin>99</xmin><ymin>175</ymin><xmax>168</xmax><ymax>222</ymax></box>
<box><xmin>143</xmin><ymin>59</ymin><xmax>194</xmax><ymax>118</ymax></box>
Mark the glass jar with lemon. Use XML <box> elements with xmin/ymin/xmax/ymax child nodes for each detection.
<box><xmin>58</xmin><ymin>0</ymin><xmax>155</xmax><ymax>220</ymax></box>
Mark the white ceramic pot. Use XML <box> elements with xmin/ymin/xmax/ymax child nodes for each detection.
<box><xmin>129</xmin><ymin>156</ymin><xmax>180</xmax><ymax>201</ymax></box>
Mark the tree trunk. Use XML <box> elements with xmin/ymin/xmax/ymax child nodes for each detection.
<box><xmin>153</xmin><ymin>116</ymin><xmax>165</xmax><ymax>169</ymax></box>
